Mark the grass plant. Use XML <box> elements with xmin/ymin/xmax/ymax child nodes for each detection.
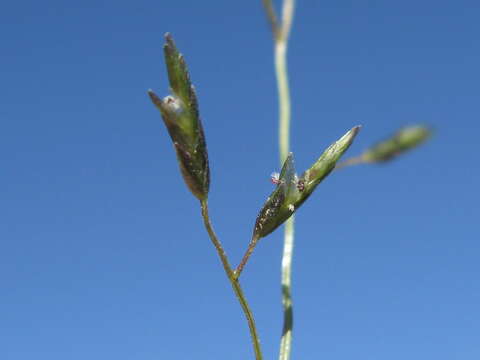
<box><xmin>148</xmin><ymin>2</ymin><xmax>431</xmax><ymax>359</ymax></box>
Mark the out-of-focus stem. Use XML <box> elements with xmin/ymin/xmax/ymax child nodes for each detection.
<box><xmin>200</xmin><ymin>200</ymin><xmax>263</xmax><ymax>360</ymax></box>
<box><xmin>334</xmin><ymin>155</ymin><xmax>367</xmax><ymax>170</ymax></box>
<box><xmin>279</xmin><ymin>216</ymin><xmax>294</xmax><ymax>360</ymax></box>
<box><xmin>262</xmin><ymin>0</ymin><xmax>280</xmax><ymax>37</ymax></box>
<box><xmin>275</xmin><ymin>40</ymin><xmax>291</xmax><ymax>165</ymax></box>
<box><xmin>261</xmin><ymin>1</ymin><xmax>296</xmax><ymax>360</ymax></box>
<box><xmin>275</xmin><ymin>2</ymin><xmax>296</xmax><ymax>359</ymax></box>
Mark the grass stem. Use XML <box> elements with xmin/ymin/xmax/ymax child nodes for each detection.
<box><xmin>200</xmin><ymin>199</ymin><xmax>263</xmax><ymax>360</ymax></box>
<box><xmin>279</xmin><ymin>216</ymin><xmax>294</xmax><ymax>360</ymax></box>
<box><xmin>261</xmin><ymin>1</ymin><xmax>296</xmax><ymax>359</ymax></box>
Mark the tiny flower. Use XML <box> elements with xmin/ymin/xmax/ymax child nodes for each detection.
<box><xmin>270</xmin><ymin>172</ymin><xmax>281</xmax><ymax>185</ymax></box>
<box><xmin>253</xmin><ymin>126</ymin><xmax>361</xmax><ymax>239</ymax></box>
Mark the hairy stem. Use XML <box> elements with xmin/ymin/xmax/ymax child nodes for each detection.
<box><xmin>200</xmin><ymin>200</ymin><xmax>263</xmax><ymax>360</ymax></box>
<box><xmin>200</xmin><ymin>199</ymin><xmax>233</xmax><ymax>277</ymax></box>
<box><xmin>235</xmin><ymin>235</ymin><xmax>261</xmax><ymax>278</ymax></box>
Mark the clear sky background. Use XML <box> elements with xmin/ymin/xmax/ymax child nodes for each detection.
<box><xmin>1</xmin><ymin>1</ymin><xmax>479</xmax><ymax>359</ymax></box>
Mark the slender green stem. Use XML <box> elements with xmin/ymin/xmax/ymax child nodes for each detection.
<box><xmin>280</xmin><ymin>0</ymin><xmax>295</xmax><ymax>43</ymax></box>
<box><xmin>275</xmin><ymin>40</ymin><xmax>291</xmax><ymax>165</ymax></box>
<box><xmin>230</xmin><ymin>280</ymin><xmax>263</xmax><ymax>360</ymax></box>
<box><xmin>262</xmin><ymin>1</ymin><xmax>296</xmax><ymax>359</ymax></box>
<box><xmin>235</xmin><ymin>0</ymin><xmax>295</xmax><ymax>279</ymax></box>
<box><xmin>200</xmin><ymin>199</ymin><xmax>233</xmax><ymax>277</ymax></box>
<box><xmin>200</xmin><ymin>199</ymin><xmax>263</xmax><ymax>360</ymax></box>
<box><xmin>279</xmin><ymin>217</ymin><xmax>294</xmax><ymax>360</ymax></box>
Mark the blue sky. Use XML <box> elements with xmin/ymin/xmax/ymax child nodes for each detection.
<box><xmin>1</xmin><ymin>1</ymin><xmax>479</xmax><ymax>359</ymax></box>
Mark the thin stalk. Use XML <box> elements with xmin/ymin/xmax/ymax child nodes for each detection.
<box><xmin>275</xmin><ymin>40</ymin><xmax>291</xmax><ymax>165</ymax></box>
<box><xmin>262</xmin><ymin>1</ymin><xmax>296</xmax><ymax>359</ymax></box>
<box><xmin>280</xmin><ymin>0</ymin><xmax>295</xmax><ymax>42</ymax></box>
<box><xmin>235</xmin><ymin>235</ymin><xmax>261</xmax><ymax>278</ymax></box>
<box><xmin>334</xmin><ymin>155</ymin><xmax>367</xmax><ymax>170</ymax></box>
<box><xmin>279</xmin><ymin>217</ymin><xmax>294</xmax><ymax>360</ymax></box>
<box><xmin>266</xmin><ymin>0</ymin><xmax>296</xmax><ymax>359</ymax></box>
<box><xmin>231</xmin><ymin>280</ymin><xmax>263</xmax><ymax>360</ymax></box>
<box><xmin>200</xmin><ymin>199</ymin><xmax>263</xmax><ymax>360</ymax></box>
<box><xmin>200</xmin><ymin>199</ymin><xmax>233</xmax><ymax>277</ymax></box>
<box><xmin>261</xmin><ymin>0</ymin><xmax>280</xmax><ymax>37</ymax></box>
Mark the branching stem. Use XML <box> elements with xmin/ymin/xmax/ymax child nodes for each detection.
<box><xmin>261</xmin><ymin>0</ymin><xmax>280</xmax><ymax>37</ymax></box>
<box><xmin>200</xmin><ymin>200</ymin><xmax>263</xmax><ymax>360</ymax></box>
